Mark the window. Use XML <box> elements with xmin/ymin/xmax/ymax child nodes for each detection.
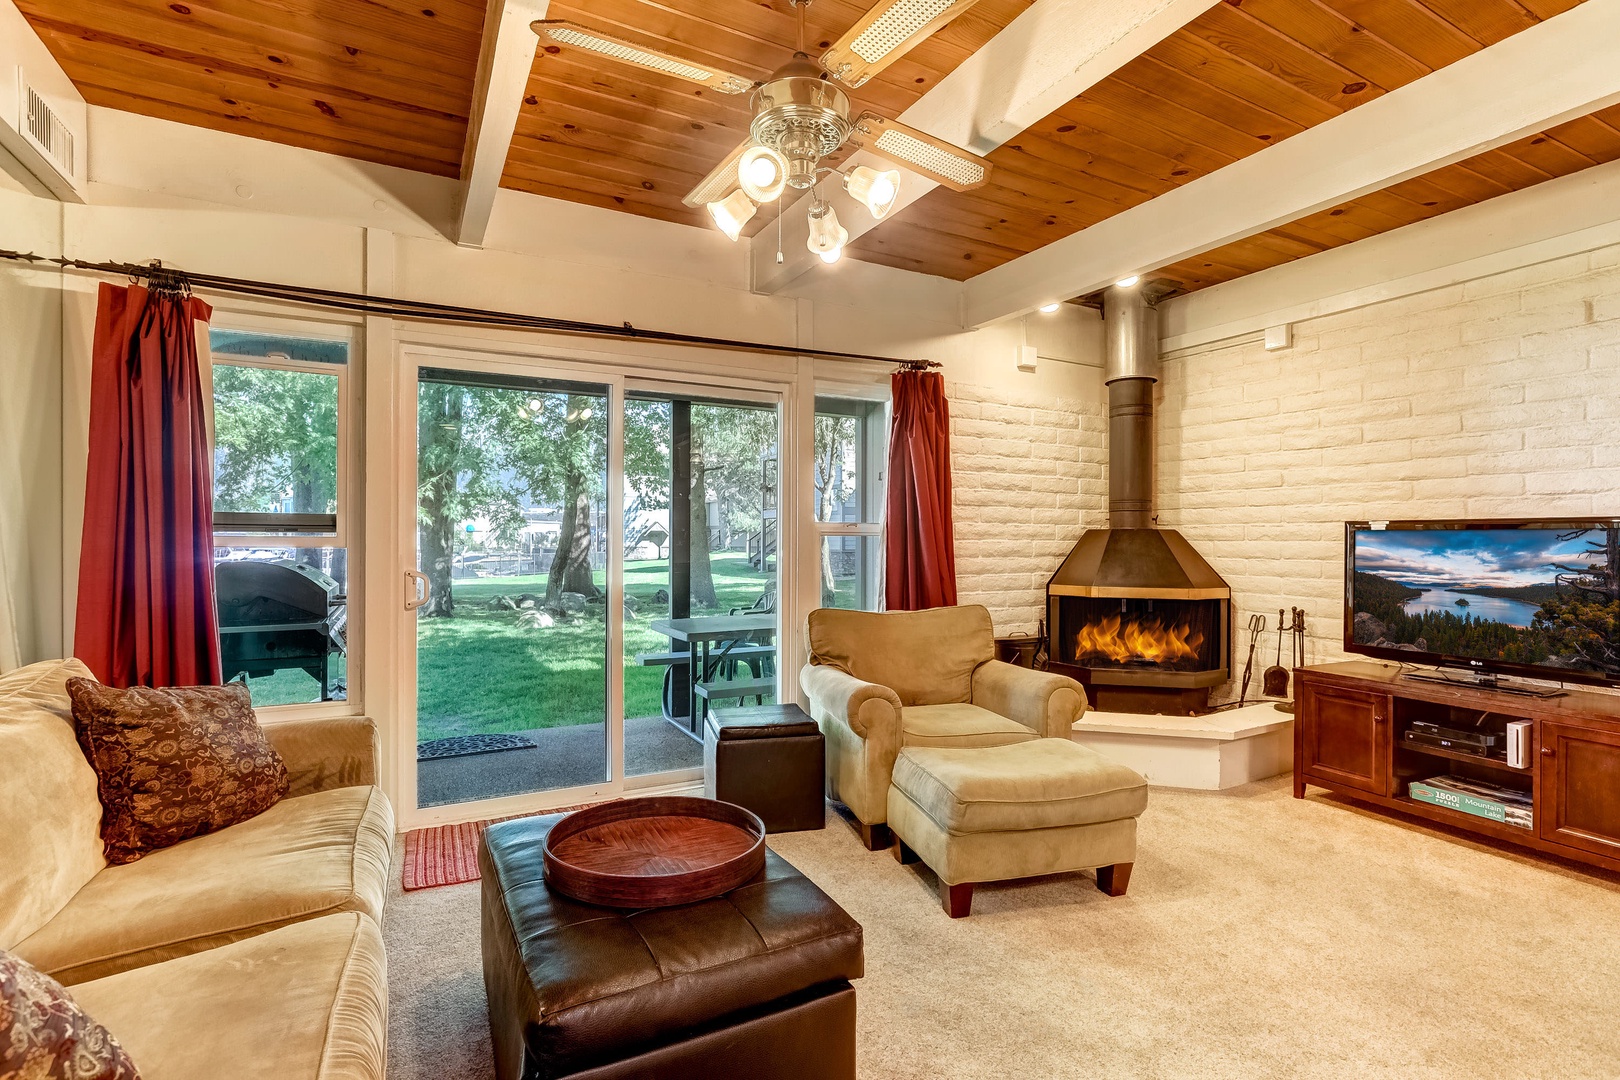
<box><xmin>814</xmin><ymin>396</ymin><xmax>886</xmax><ymax>611</ymax></box>
<box><xmin>209</xmin><ymin>327</ymin><xmax>354</xmax><ymax>706</ymax></box>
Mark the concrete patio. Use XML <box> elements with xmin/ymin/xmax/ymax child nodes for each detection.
<box><xmin>416</xmin><ymin>715</ymin><xmax>703</xmax><ymax>807</ymax></box>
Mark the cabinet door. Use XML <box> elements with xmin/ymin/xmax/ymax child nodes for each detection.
<box><xmin>1298</xmin><ymin>683</ymin><xmax>1389</xmax><ymax>795</ymax></box>
<box><xmin>1539</xmin><ymin>721</ymin><xmax>1620</xmax><ymax>860</ymax></box>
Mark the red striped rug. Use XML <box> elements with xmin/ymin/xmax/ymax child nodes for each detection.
<box><xmin>401</xmin><ymin>802</ymin><xmax>599</xmax><ymax>891</ymax></box>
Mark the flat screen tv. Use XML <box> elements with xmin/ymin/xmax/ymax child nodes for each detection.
<box><xmin>1344</xmin><ymin>520</ymin><xmax>1620</xmax><ymax>689</ymax></box>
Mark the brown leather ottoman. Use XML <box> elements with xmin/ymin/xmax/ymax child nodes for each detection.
<box><xmin>704</xmin><ymin>704</ymin><xmax>826</xmax><ymax>833</ymax></box>
<box><xmin>480</xmin><ymin>812</ymin><xmax>863</xmax><ymax>1080</ymax></box>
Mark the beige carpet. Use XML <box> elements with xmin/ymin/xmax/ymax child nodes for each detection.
<box><xmin>384</xmin><ymin>778</ymin><xmax>1620</xmax><ymax>1079</ymax></box>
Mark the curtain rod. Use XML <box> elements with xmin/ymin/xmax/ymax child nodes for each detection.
<box><xmin>0</xmin><ymin>249</ymin><xmax>942</xmax><ymax>371</ymax></box>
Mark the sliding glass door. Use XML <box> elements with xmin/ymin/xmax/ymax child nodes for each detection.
<box><xmin>621</xmin><ymin>391</ymin><xmax>781</xmax><ymax>778</ymax></box>
<box><xmin>412</xmin><ymin>368</ymin><xmax>612</xmax><ymax>808</ymax></box>
<box><xmin>402</xmin><ymin>358</ymin><xmax>783</xmax><ymax>817</ymax></box>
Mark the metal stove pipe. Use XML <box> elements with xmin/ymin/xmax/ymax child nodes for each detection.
<box><xmin>1102</xmin><ymin>284</ymin><xmax>1160</xmax><ymax>530</ymax></box>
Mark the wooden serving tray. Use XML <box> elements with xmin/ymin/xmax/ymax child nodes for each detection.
<box><xmin>542</xmin><ymin>796</ymin><xmax>766</xmax><ymax>908</ymax></box>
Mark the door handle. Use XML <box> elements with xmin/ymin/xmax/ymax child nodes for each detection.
<box><xmin>404</xmin><ymin>569</ymin><xmax>428</xmax><ymax>611</ymax></box>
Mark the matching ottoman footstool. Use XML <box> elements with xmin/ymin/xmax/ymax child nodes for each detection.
<box><xmin>480</xmin><ymin>813</ymin><xmax>864</xmax><ymax>1080</ymax></box>
<box><xmin>886</xmin><ymin>739</ymin><xmax>1149</xmax><ymax>917</ymax></box>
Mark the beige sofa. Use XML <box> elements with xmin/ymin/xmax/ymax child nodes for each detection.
<box><xmin>800</xmin><ymin>605</ymin><xmax>1088</xmax><ymax>848</ymax></box>
<box><xmin>0</xmin><ymin>658</ymin><xmax>393</xmax><ymax>1080</ymax></box>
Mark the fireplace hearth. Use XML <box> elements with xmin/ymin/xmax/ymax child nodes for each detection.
<box><xmin>1045</xmin><ymin>283</ymin><xmax>1231</xmax><ymax>715</ymax></box>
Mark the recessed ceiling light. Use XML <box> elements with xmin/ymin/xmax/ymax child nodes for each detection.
<box><xmin>1039</xmin><ymin>302</ymin><xmax>1061</xmax><ymax>313</ymax></box>
<box><xmin>1114</xmin><ymin>275</ymin><xmax>1140</xmax><ymax>288</ymax></box>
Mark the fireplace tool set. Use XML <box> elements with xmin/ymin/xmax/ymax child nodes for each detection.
<box><xmin>1262</xmin><ymin>608</ymin><xmax>1308</xmax><ymax>709</ymax></box>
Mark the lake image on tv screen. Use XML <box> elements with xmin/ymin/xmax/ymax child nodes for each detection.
<box><xmin>1350</xmin><ymin>527</ymin><xmax>1620</xmax><ymax>679</ymax></box>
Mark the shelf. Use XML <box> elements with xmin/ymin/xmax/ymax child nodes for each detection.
<box><xmin>1389</xmin><ymin>795</ymin><xmax>1535</xmax><ymax>844</ymax></box>
<box><xmin>1396</xmin><ymin>739</ymin><xmax>1530</xmax><ymax>775</ymax></box>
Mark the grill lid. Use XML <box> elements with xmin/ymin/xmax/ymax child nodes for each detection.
<box><xmin>1048</xmin><ymin>528</ymin><xmax>1230</xmax><ymax>600</ymax></box>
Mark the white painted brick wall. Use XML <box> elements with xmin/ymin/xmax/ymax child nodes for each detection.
<box><xmin>946</xmin><ymin>379</ymin><xmax>1106</xmax><ymax>633</ymax></box>
<box><xmin>1157</xmin><ymin>245</ymin><xmax>1620</xmax><ymax>698</ymax></box>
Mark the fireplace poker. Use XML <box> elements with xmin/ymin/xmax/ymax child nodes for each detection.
<box><xmin>1262</xmin><ymin>609</ymin><xmax>1290</xmax><ymax>698</ymax></box>
<box><xmin>1239</xmin><ymin>613</ymin><xmax>1266</xmax><ymax>705</ymax></box>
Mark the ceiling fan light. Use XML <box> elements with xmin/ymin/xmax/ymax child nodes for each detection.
<box><xmin>707</xmin><ymin>189</ymin><xmax>757</xmax><ymax>242</ymax></box>
<box><xmin>843</xmin><ymin>165</ymin><xmax>901</xmax><ymax>219</ymax></box>
<box><xmin>805</xmin><ymin>202</ymin><xmax>848</xmax><ymax>254</ymax></box>
<box><xmin>737</xmin><ymin>145</ymin><xmax>789</xmax><ymax>203</ymax></box>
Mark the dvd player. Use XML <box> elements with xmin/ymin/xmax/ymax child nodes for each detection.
<box><xmin>1405</xmin><ymin>721</ymin><xmax>1500</xmax><ymax>757</ymax></box>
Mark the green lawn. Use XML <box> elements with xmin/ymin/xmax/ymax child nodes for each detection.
<box><xmin>415</xmin><ymin>553</ymin><xmax>776</xmax><ymax>743</ymax></box>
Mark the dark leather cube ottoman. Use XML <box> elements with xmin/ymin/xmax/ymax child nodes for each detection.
<box><xmin>704</xmin><ymin>704</ymin><xmax>826</xmax><ymax>833</ymax></box>
<box><xmin>480</xmin><ymin>813</ymin><xmax>863</xmax><ymax>1080</ymax></box>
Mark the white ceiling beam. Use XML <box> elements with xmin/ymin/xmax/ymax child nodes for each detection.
<box><xmin>748</xmin><ymin>0</ymin><xmax>1221</xmax><ymax>293</ymax></box>
<box><xmin>962</xmin><ymin>0</ymin><xmax>1620</xmax><ymax>327</ymax></box>
<box><xmin>454</xmin><ymin>0</ymin><xmax>548</xmax><ymax>248</ymax></box>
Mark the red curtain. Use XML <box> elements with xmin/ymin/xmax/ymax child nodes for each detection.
<box><xmin>885</xmin><ymin>368</ymin><xmax>957</xmax><ymax>610</ymax></box>
<box><xmin>75</xmin><ymin>281</ymin><xmax>222</xmax><ymax>688</ymax></box>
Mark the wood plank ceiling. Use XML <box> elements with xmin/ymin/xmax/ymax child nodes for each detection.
<box><xmin>848</xmin><ymin>0</ymin><xmax>1611</xmax><ymax>293</ymax></box>
<box><xmin>16</xmin><ymin>0</ymin><xmax>1617</xmax><ymax>298</ymax></box>
<box><xmin>15</xmin><ymin>0</ymin><xmax>486</xmax><ymax>177</ymax></box>
<box><xmin>504</xmin><ymin>0</ymin><xmax>1032</xmax><ymax>228</ymax></box>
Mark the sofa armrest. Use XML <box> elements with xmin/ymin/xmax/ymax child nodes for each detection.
<box><xmin>263</xmin><ymin>714</ymin><xmax>379</xmax><ymax>798</ymax></box>
<box><xmin>800</xmin><ymin>664</ymin><xmax>903</xmax><ymax>828</ymax></box>
<box><xmin>800</xmin><ymin>664</ymin><xmax>901</xmax><ymax>744</ymax></box>
<box><xmin>971</xmin><ymin>661</ymin><xmax>1087</xmax><ymax>739</ymax></box>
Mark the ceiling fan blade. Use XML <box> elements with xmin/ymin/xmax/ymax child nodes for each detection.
<box><xmin>532</xmin><ymin>20</ymin><xmax>754</xmax><ymax>95</ymax></box>
<box><xmin>819</xmin><ymin>0</ymin><xmax>982</xmax><ymax>88</ymax></box>
<box><xmin>847</xmin><ymin>112</ymin><xmax>990</xmax><ymax>191</ymax></box>
<box><xmin>681</xmin><ymin>139</ymin><xmax>753</xmax><ymax>208</ymax></box>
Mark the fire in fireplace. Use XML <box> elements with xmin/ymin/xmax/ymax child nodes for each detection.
<box><xmin>1074</xmin><ymin>612</ymin><xmax>1205</xmax><ymax>669</ymax></box>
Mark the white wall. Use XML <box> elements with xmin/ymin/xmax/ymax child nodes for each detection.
<box><xmin>0</xmin><ymin>146</ymin><xmax>64</xmax><ymax>668</ymax></box>
<box><xmin>1157</xmin><ymin>243</ymin><xmax>1620</xmax><ymax>697</ymax></box>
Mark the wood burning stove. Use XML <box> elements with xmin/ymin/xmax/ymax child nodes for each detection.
<box><xmin>1045</xmin><ymin>283</ymin><xmax>1230</xmax><ymax>715</ymax></box>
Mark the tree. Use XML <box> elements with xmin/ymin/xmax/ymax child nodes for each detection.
<box><xmin>212</xmin><ymin>366</ymin><xmax>338</xmax><ymax>516</ymax></box>
<box><xmin>1535</xmin><ymin>526</ymin><xmax>1620</xmax><ymax>675</ymax></box>
<box><xmin>544</xmin><ymin>396</ymin><xmax>601</xmax><ymax>601</ymax></box>
<box><xmin>814</xmin><ymin>414</ymin><xmax>859</xmax><ymax>606</ymax></box>
<box><xmin>689</xmin><ymin>404</ymin><xmax>777</xmax><ymax>610</ymax></box>
<box><xmin>415</xmin><ymin>384</ymin><xmax>527</xmax><ymax>616</ymax></box>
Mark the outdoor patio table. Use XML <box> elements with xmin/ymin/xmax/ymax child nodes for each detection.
<box><xmin>649</xmin><ymin>614</ymin><xmax>777</xmax><ymax>734</ymax></box>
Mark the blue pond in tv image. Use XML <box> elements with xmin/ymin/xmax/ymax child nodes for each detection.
<box><xmin>1349</xmin><ymin>526</ymin><xmax>1620</xmax><ymax>679</ymax></box>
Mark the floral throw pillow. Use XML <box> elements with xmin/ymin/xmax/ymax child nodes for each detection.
<box><xmin>65</xmin><ymin>679</ymin><xmax>289</xmax><ymax>865</ymax></box>
<box><xmin>0</xmin><ymin>948</ymin><xmax>140</xmax><ymax>1079</ymax></box>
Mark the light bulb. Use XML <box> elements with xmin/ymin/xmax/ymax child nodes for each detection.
<box><xmin>1114</xmin><ymin>275</ymin><xmax>1140</xmax><ymax>288</ymax></box>
<box><xmin>843</xmin><ymin>165</ymin><xmax>901</xmax><ymax>219</ymax></box>
<box><xmin>819</xmin><ymin>247</ymin><xmax>843</xmax><ymax>264</ymax></box>
<box><xmin>707</xmin><ymin>188</ymin><xmax>757</xmax><ymax>242</ymax></box>
<box><xmin>737</xmin><ymin>145</ymin><xmax>788</xmax><ymax>203</ymax></box>
<box><xmin>805</xmin><ymin>201</ymin><xmax>848</xmax><ymax>254</ymax></box>
<box><xmin>1039</xmin><ymin>302</ymin><xmax>1061</xmax><ymax>313</ymax></box>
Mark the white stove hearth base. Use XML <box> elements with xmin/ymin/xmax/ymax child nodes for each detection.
<box><xmin>1070</xmin><ymin>704</ymin><xmax>1294</xmax><ymax>790</ymax></box>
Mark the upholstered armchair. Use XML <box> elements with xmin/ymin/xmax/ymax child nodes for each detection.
<box><xmin>799</xmin><ymin>605</ymin><xmax>1088</xmax><ymax>849</ymax></box>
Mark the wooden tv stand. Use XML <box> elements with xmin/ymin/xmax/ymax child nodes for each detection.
<box><xmin>1295</xmin><ymin>661</ymin><xmax>1620</xmax><ymax>875</ymax></box>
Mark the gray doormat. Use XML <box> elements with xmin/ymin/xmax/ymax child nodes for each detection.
<box><xmin>417</xmin><ymin>733</ymin><xmax>539</xmax><ymax>761</ymax></box>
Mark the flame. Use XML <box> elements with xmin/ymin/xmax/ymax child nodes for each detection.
<box><xmin>1075</xmin><ymin>614</ymin><xmax>1205</xmax><ymax>665</ymax></box>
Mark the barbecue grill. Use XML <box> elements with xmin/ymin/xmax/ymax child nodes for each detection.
<box><xmin>215</xmin><ymin>559</ymin><xmax>346</xmax><ymax>700</ymax></box>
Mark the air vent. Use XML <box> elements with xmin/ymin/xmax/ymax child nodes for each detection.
<box><xmin>23</xmin><ymin>83</ymin><xmax>74</xmax><ymax>179</ymax></box>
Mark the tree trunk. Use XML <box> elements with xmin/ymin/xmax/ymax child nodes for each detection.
<box><xmin>690</xmin><ymin>457</ymin><xmax>718</xmax><ymax>609</ymax></box>
<box><xmin>547</xmin><ymin>482</ymin><xmax>598</xmax><ymax>600</ymax></box>
<box><xmin>547</xmin><ymin>397</ymin><xmax>600</xmax><ymax>602</ymax></box>
<box><xmin>418</xmin><ymin>384</ymin><xmax>462</xmax><ymax>617</ymax></box>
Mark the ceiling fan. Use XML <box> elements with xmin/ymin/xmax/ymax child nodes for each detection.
<box><xmin>532</xmin><ymin>0</ymin><xmax>993</xmax><ymax>264</ymax></box>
